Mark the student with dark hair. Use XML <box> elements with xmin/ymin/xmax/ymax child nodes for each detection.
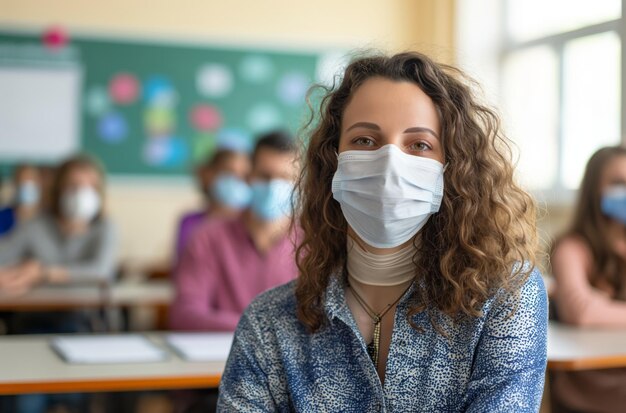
<box><xmin>218</xmin><ymin>52</ymin><xmax>547</xmax><ymax>412</ymax></box>
<box><xmin>174</xmin><ymin>148</ymin><xmax>251</xmax><ymax>262</ymax></box>
<box><xmin>170</xmin><ymin>130</ymin><xmax>299</xmax><ymax>331</ymax></box>
<box><xmin>0</xmin><ymin>154</ymin><xmax>117</xmax><ymax>413</ymax></box>
<box><xmin>550</xmin><ymin>146</ymin><xmax>626</xmax><ymax>412</ymax></box>
<box><xmin>0</xmin><ymin>154</ymin><xmax>117</xmax><ymax>297</ymax></box>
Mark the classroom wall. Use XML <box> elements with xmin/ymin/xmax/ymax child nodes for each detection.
<box><xmin>0</xmin><ymin>0</ymin><xmax>456</xmax><ymax>54</ymax></box>
<box><xmin>0</xmin><ymin>0</ymin><xmax>456</xmax><ymax>266</ymax></box>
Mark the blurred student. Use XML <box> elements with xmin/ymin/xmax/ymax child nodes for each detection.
<box><xmin>174</xmin><ymin>148</ymin><xmax>251</xmax><ymax>262</ymax></box>
<box><xmin>0</xmin><ymin>154</ymin><xmax>117</xmax><ymax>322</ymax></box>
<box><xmin>170</xmin><ymin>131</ymin><xmax>299</xmax><ymax>331</ymax></box>
<box><xmin>0</xmin><ymin>154</ymin><xmax>117</xmax><ymax>413</ymax></box>
<box><xmin>551</xmin><ymin>146</ymin><xmax>626</xmax><ymax>412</ymax></box>
<box><xmin>0</xmin><ymin>164</ymin><xmax>42</xmax><ymax>236</ymax></box>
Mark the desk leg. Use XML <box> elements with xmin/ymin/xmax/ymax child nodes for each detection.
<box><xmin>154</xmin><ymin>304</ymin><xmax>169</xmax><ymax>331</ymax></box>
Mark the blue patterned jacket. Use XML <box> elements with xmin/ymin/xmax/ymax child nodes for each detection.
<box><xmin>218</xmin><ymin>269</ymin><xmax>548</xmax><ymax>412</ymax></box>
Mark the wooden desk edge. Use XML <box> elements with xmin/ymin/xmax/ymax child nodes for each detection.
<box><xmin>0</xmin><ymin>374</ymin><xmax>222</xmax><ymax>395</ymax></box>
<box><xmin>548</xmin><ymin>355</ymin><xmax>626</xmax><ymax>371</ymax></box>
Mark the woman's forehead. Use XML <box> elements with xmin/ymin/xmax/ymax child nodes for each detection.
<box><xmin>341</xmin><ymin>78</ymin><xmax>440</xmax><ymax>134</ymax></box>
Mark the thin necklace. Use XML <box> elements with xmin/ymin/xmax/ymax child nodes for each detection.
<box><xmin>347</xmin><ymin>281</ymin><xmax>412</xmax><ymax>368</ymax></box>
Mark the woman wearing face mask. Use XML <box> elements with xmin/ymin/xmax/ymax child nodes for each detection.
<box><xmin>174</xmin><ymin>148</ymin><xmax>251</xmax><ymax>262</ymax></box>
<box><xmin>0</xmin><ymin>154</ymin><xmax>117</xmax><ymax>312</ymax></box>
<box><xmin>0</xmin><ymin>164</ymin><xmax>42</xmax><ymax>236</ymax></box>
<box><xmin>218</xmin><ymin>53</ymin><xmax>547</xmax><ymax>412</ymax></box>
<box><xmin>550</xmin><ymin>146</ymin><xmax>626</xmax><ymax>413</ymax></box>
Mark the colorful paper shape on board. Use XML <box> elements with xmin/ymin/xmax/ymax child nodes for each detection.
<box><xmin>216</xmin><ymin>128</ymin><xmax>253</xmax><ymax>153</ymax></box>
<box><xmin>192</xmin><ymin>133</ymin><xmax>218</xmax><ymax>162</ymax></box>
<box><xmin>197</xmin><ymin>64</ymin><xmax>233</xmax><ymax>98</ymax></box>
<box><xmin>42</xmin><ymin>26</ymin><xmax>68</xmax><ymax>50</ymax></box>
<box><xmin>277</xmin><ymin>72</ymin><xmax>310</xmax><ymax>106</ymax></box>
<box><xmin>144</xmin><ymin>107</ymin><xmax>176</xmax><ymax>135</ymax></box>
<box><xmin>164</xmin><ymin>138</ymin><xmax>189</xmax><ymax>166</ymax></box>
<box><xmin>151</xmin><ymin>89</ymin><xmax>178</xmax><ymax>108</ymax></box>
<box><xmin>143</xmin><ymin>137</ymin><xmax>189</xmax><ymax>167</ymax></box>
<box><xmin>143</xmin><ymin>139</ymin><xmax>168</xmax><ymax>165</ymax></box>
<box><xmin>109</xmin><ymin>73</ymin><xmax>140</xmax><ymax>105</ymax></box>
<box><xmin>97</xmin><ymin>112</ymin><xmax>128</xmax><ymax>143</ymax></box>
<box><xmin>144</xmin><ymin>75</ymin><xmax>177</xmax><ymax>107</ymax></box>
<box><xmin>85</xmin><ymin>86</ymin><xmax>110</xmax><ymax>117</ymax></box>
<box><xmin>190</xmin><ymin>104</ymin><xmax>222</xmax><ymax>131</ymax></box>
<box><xmin>246</xmin><ymin>103</ymin><xmax>283</xmax><ymax>134</ymax></box>
<box><xmin>240</xmin><ymin>55</ymin><xmax>274</xmax><ymax>83</ymax></box>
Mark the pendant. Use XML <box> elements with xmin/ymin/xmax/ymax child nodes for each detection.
<box><xmin>368</xmin><ymin>318</ymin><xmax>381</xmax><ymax>367</ymax></box>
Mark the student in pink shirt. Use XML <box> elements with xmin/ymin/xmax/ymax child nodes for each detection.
<box><xmin>170</xmin><ymin>131</ymin><xmax>299</xmax><ymax>331</ymax></box>
<box><xmin>551</xmin><ymin>146</ymin><xmax>626</xmax><ymax>412</ymax></box>
<box><xmin>173</xmin><ymin>148</ymin><xmax>252</xmax><ymax>262</ymax></box>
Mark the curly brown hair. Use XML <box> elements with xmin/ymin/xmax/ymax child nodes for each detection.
<box><xmin>295</xmin><ymin>52</ymin><xmax>538</xmax><ymax>332</ymax></box>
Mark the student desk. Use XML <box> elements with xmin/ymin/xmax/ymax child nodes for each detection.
<box><xmin>548</xmin><ymin>321</ymin><xmax>626</xmax><ymax>371</ymax></box>
<box><xmin>0</xmin><ymin>334</ymin><xmax>225</xmax><ymax>395</ymax></box>
<box><xmin>4</xmin><ymin>322</ymin><xmax>620</xmax><ymax>395</ymax></box>
<box><xmin>0</xmin><ymin>280</ymin><xmax>173</xmax><ymax>311</ymax></box>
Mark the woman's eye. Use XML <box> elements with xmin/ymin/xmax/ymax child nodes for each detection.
<box><xmin>353</xmin><ymin>137</ymin><xmax>375</xmax><ymax>147</ymax></box>
<box><xmin>409</xmin><ymin>141</ymin><xmax>431</xmax><ymax>152</ymax></box>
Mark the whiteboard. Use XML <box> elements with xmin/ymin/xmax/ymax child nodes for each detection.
<box><xmin>0</xmin><ymin>65</ymin><xmax>82</xmax><ymax>160</ymax></box>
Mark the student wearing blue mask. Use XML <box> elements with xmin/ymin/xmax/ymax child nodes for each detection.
<box><xmin>174</xmin><ymin>149</ymin><xmax>251</xmax><ymax>262</ymax></box>
<box><xmin>0</xmin><ymin>164</ymin><xmax>42</xmax><ymax>236</ymax></box>
<box><xmin>551</xmin><ymin>146</ymin><xmax>626</xmax><ymax>412</ymax></box>
<box><xmin>170</xmin><ymin>130</ymin><xmax>299</xmax><ymax>332</ymax></box>
<box><xmin>218</xmin><ymin>52</ymin><xmax>547</xmax><ymax>412</ymax></box>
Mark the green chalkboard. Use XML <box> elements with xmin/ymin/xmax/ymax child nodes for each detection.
<box><xmin>0</xmin><ymin>31</ymin><xmax>322</xmax><ymax>175</ymax></box>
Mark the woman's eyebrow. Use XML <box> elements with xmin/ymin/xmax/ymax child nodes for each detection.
<box><xmin>403</xmin><ymin>127</ymin><xmax>439</xmax><ymax>139</ymax></box>
<box><xmin>345</xmin><ymin>122</ymin><xmax>380</xmax><ymax>132</ymax></box>
<box><xmin>345</xmin><ymin>122</ymin><xmax>439</xmax><ymax>140</ymax></box>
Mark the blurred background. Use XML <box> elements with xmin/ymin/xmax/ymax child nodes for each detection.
<box><xmin>0</xmin><ymin>0</ymin><xmax>620</xmax><ymax>271</ymax></box>
<box><xmin>0</xmin><ymin>0</ymin><xmax>456</xmax><ymax>269</ymax></box>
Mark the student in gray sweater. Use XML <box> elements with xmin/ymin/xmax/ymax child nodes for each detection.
<box><xmin>0</xmin><ymin>154</ymin><xmax>117</xmax><ymax>327</ymax></box>
<box><xmin>0</xmin><ymin>154</ymin><xmax>118</xmax><ymax>412</ymax></box>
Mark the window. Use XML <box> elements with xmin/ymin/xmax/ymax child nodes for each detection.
<box><xmin>457</xmin><ymin>0</ymin><xmax>623</xmax><ymax>200</ymax></box>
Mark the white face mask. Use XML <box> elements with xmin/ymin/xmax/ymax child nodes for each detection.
<box><xmin>61</xmin><ymin>186</ymin><xmax>101</xmax><ymax>221</ymax></box>
<box><xmin>332</xmin><ymin>144</ymin><xmax>444</xmax><ymax>248</ymax></box>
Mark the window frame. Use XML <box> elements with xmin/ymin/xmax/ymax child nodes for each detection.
<box><xmin>498</xmin><ymin>1</ymin><xmax>624</xmax><ymax>206</ymax></box>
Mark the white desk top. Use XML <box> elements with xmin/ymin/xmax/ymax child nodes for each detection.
<box><xmin>548</xmin><ymin>321</ymin><xmax>626</xmax><ymax>370</ymax></box>
<box><xmin>0</xmin><ymin>333</ymin><xmax>226</xmax><ymax>395</ymax></box>
<box><xmin>3</xmin><ymin>319</ymin><xmax>620</xmax><ymax>395</ymax></box>
<box><xmin>0</xmin><ymin>280</ymin><xmax>173</xmax><ymax>310</ymax></box>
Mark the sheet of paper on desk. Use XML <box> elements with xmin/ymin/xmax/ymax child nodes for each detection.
<box><xmin>50</xmin><ymin>335</ymin><xmax>168</xmax><ymax>364</ymax></box>
<box><xmin>166</xmin><ymin>333</ymin><xmax>234</xmax><ymax>361</ymax></box>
